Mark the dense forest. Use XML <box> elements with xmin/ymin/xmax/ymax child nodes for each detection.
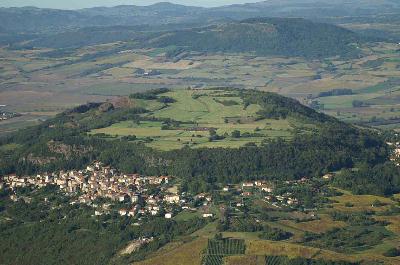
<box><xmin>333</xmin><ymin>163</ymin><xmax>400</xmax><ymax>196</ymax></box>
<box><xmin>145</xmin><ymin>18</ymin><xmax>362</xmax><ymax>59</ymax></box>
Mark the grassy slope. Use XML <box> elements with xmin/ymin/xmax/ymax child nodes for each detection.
<box><xmin>133</xmin><ymin>237</ymin><xmax>208</xmax><ymax>265</ymax></box>
<box><xmin>92</xmin><ymin>89</ymin><xmax>299</xmax><ymax>150</ymax></box>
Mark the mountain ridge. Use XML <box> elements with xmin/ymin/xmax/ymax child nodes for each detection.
<box><xmin>1</xmin><ymin>0</ymin><xmax>400</xmax><ymax>32</ymax></box>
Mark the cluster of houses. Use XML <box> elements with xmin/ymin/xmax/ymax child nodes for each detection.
<box><xmin>221</xmin><ymin>179</ymin><xmax>319</xmax><ymax>223</ymax></box>
<box><xmin>0</xmin><ymin>110</ymin><xmax>20</xmax><ymax>121</ymax></box>
<box><xmin>1</xmin><ymin>162</ymin><xmax>200</xmax><ymax>219</ymax></box>
<box><xmin>222</xmin><ymin>180</ymin><xmax>301</xmax><ymax>209</ymax></box>
<box><xmin>1</xmin><ymin>162</ymin><xmax>341</xmax><ymax>220</ymax></box>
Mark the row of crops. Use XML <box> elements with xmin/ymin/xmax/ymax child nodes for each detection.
<box><xmin>202</xmin><ymin>238</ymin><xmax>246</xmax><ymax>265</ymax></box>
<box><xmin>202</xmin><ymin>254</ymin><xmax>224</xmax><ymax>265</ymax></box>
<box><xmin>202</xmin><ymin>246</ymin><xmax>359</xmax><ymax>265</ymax></box>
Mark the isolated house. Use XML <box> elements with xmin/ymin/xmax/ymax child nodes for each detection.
<box><xmin>165</xmin><ymin>213</ymin><xmax>173</xmax><ymax>219</ymax></box>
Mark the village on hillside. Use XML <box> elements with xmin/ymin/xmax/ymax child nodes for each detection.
<box><xmin>0</xmin><ymin>161</ymin><xmax>328</xmax><ymax>223</ymax></box>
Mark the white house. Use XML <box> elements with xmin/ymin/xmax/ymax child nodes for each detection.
<box><xmin>165</xmin><ymin>213</ymin><xmax>173</xmax><ymax>219</ymax></box>
<box><xmin>202</xmin><ymin>213</ymin><xmax>213</xmax><ymax>218</ymax></box>
<box><xmin>242</xmin><ymin>182</ymin><xmax>254</xmax><ymax>188</ymax></box>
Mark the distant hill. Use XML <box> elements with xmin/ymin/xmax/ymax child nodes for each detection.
<box><xmin>144</xmin><ymin>18</ymin><xmax>362</xmax><ymax>59</ymax></box>
<box><xmin>12</xmin><ymin>17</ymin><xmax>362</xmax><ymax>59</ymax></box>
<box><xmin>0</xmin><ymin>4</ymin><xmax>209</xmax><ymax>33</ymax></box>
<box><xmin>1</xmin><ymin>1</ymin><xmax>400</xmax><ymax>33</ymax></box>
<box><xmin>210</xmin><ymin>0</ymin><xmax>400</xmax><ymax>19</ymax></box>
<box><xmin>23</xmin><ymin>26</ymin><xmax>144</xmax><ymax>49</ymax></box>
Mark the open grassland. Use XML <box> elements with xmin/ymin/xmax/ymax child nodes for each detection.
<box><xmin>329</xmin><ymin>190</ymin><xmax>396</xmax><ymax>212</ymax></box>
<box><xmin>279</xmin><ymin>214</ymin><xmax>347</xmax><ymax>234</ymax></box>
<box><xmin>151</xmin><ymin>90</ymin><xmax>262</xmax><ymax>123</ymax></box>
<box><xmin>173</xmin><ymin>211</ymin><xmax>201</xmax><ymax>222</ymax></box>
<box><xmin>92</xmin><ymin>89</ymin><xmax>298</xmax><ymax>150</ymax></box>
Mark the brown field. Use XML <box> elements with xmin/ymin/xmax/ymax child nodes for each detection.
<box><xmin>133</xmin><ymin>237</ymin><xmax>207</xmax><ymax>265</ymax></box>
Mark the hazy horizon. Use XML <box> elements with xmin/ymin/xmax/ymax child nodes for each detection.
<box><xmin>0</xmin><ymin>0</ymin><xmax>259</xmax><ymax>9</ymax></box>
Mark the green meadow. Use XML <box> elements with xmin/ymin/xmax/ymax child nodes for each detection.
<box><xmin>91</xmin><ymin>89</ymin><xmax>301</xmax><ymax>150</ymax></box>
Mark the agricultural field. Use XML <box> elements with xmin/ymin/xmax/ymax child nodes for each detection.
<box><xmin>202</xmin><ymin>238</ymin><xmax>246</xmax><ymax>265</ymax></box>
<box><xmin>2</xmin><ymin>41</ymin><xmax>400</xmax><ymax>135</ymax></box>
<box><xmin>91</xmin><ymin>89</ymin><xmax>304</xmax><ymax>150</ymax></box>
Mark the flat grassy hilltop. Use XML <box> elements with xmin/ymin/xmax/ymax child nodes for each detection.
<box><xmin>91</xmin><ymin>89</ymin><xmax>316</xmax><ymax>150</ymax></box>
